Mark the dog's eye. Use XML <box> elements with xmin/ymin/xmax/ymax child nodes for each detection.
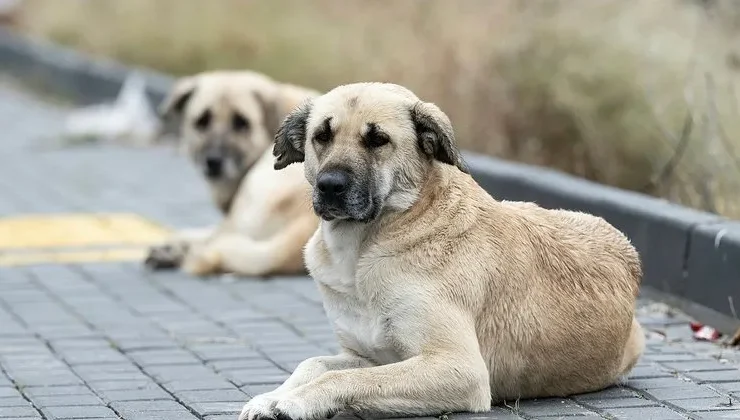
<box><xmin>194</xmin><ymin>110</ymin><xmax>212</xmax><ymax>131</ymax></box>
<box><xmin>363</xmin><ymin>126</ymin><xmax>391</xmax><ymax>149</ymax></box>
<box><xmin>232</xmin><ymin>113</ymin><xmax>250</xmax><ymax>131</ymax></box>
<box><xmin>313</xmin><ymin>130</ymin><xmax>331</xmax><ymax>144</ymax></box>
<box><xmin>313</xmin><ymin>118</ymin><xmax>333</xmax><ymax>145</ymax></box>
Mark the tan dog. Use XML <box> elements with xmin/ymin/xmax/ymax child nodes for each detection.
<box><xmin>145</xmin><ymin>71</ymin><xmax>320</xmax><ymax>277</ymax></box>
<box><xmin>238</xmin><ymin>82</ymin><xmax>644</xmax><ymax>420</ymax></box>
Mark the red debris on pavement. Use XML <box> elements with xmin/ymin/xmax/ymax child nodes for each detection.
<box><xmin>690</xmin><ymin>321</ymin><xmax>722</xmax><ymax>342</ymax></box>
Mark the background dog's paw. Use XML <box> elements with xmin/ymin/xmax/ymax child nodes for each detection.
<box><xmin>182</xmin><ymin>248</ymin><xmax>221</xmax><ymax>276</ymax></box>
<box><xmin>144</xmin><ymin>243</ymin><xmax>186</xmax><ymax>270</ymax></box>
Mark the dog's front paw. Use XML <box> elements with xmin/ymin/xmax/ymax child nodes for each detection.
<box><xmin>239</xmin><ymin>393</ymin><xmax>281</xmax><ymax>420</ymax></box>
<box><xmin>144</xmin><ymin>243</ymin><xmax>187</xmax><ymax>270</ymax></box>
<box><xmin>239</xmin><ymin>392</ymin><xmax>335</xmax><ymax>420</ymax></box>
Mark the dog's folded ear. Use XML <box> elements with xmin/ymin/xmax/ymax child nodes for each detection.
<box><xmin>159</xmin><ymin>77</ymin><xmax>198</xmax><ymax>121</ymax></box>
<box><xmin>273</xmin><ymin>99</ymin><xmax>313</xmax><ymax>170</ymax></box>
<box><xmin>253</xmin><ymin>89</ymin><xmax>281</xmax><ymax>140</ymax></box>
<box><xmin>411</xmin><ymin>101</ymin><xmax>469</xmax><ymax>174</ymax></box>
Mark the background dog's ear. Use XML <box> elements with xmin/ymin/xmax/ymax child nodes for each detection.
<box><xmin>256</xmin><ymin>83</ymin><xmax>320</xmax><ymax>139</ymax></box>
<box><xmin>411</xmin><ymin>101</ymin><xmax>469</xmax><ymax>174</ymax></box>
<box><xmin>273</xmin><ymin>99</ymin><xmax>312</xmax><ymax>170</ymax></box>
<box><xmin>158</xmin><ymin>77</ymin><xmax>197</xmax><ymax>121</ymax></box>
<box><xmin>253</xmin><ymin>89</ymin><xmax>281</xmax><ymax>139</ymax></box>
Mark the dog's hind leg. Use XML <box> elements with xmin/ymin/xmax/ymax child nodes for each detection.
<box><xmin>181</xmin><ymin>214</ymin><xmax>316</xmax><ymax>277</ymax></box>
<box><xmin>618</xmin><ymin>318</ymin><xmax>645</xmax><ymax>378</ymax></box>
<box><xmin>144</xmin><ymin>226</ymin><xmax>215</xmax><ymax>270</ymax></box>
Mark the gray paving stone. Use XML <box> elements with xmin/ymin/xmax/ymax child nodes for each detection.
<box><xmin>142</xmin><ymin>364</ymin><xmax>220</xmax><ymax>382</ymax></box>
<box><xmin>604</xmin><ymin>406</ymin><xmax>687</xmax><ymax>419</ymax></box>
<box><xmin>207</xmin><ymin>358</ymin><xmax>277</xmax><ymax>371</ymax></box>
<box><xmin>161</xmin><ymin>379</ymin><xmax>237</xmax><ymax>392</ymax></box>
<box><xmin>628</xmin><ymin>365</ymin><xmax>674</xmax><ymax>379</ymax></box>
<box><xmin>662</xmin><ymin>360</ymin><xmax>738</xmax><ymax>373</ymax></box>
<box><xmin>667</xmin><ymin>396</ymin><xmax>738</xmax><ymax>411</ymax></box>
<box><xmin>112</xmin><ymin>338</ymin><xmax>179</xmax><ymax>352</ymax></box>
<box><xmin>22</xmin><ymin>385</ymin><xmax>96</xmax><ymax>397</ymax></box>
<box><xmin>687</xmin><ymin>370</ymin><xmax>740</xmax><ymax>384</ymax></box>
<box><xmin>448</xmin><ymin>408</ymin><xmax>528</xmax><ymax>420</ymax></box>
<box><xmin>123</xmin><ymin>412</ymin><xmax>198</xmax><ymax>420</ymax></box>
<box><xmin>0</xmin><ymin>395</ymin><xmax>29</xmax><ymax>406</ymax></box>
<box><xmin>11</xmin><ymin>372</ymin><xmax>84</xmax><ymax>387</ymax></box>
<box><xmin>695</xmin><ymin>410</ymin><xmax>740</xmax><ymax>419</ymax></box>
<box><xmin>30</xmin><ymin>394</ymin><xmax>103</xmax><ymax>407</ymax></box>
<box><xmin>95</xmin><ymin>387</ymin><xmax>173</xmax><ymax>403</ymax></box>
<box><xmin>175</xmin><ymin>389</ymin><xmax>246</xmax><ymax>405</ymax></box>
<box><xmin>240</xmin><ymin>384</ymin><xmax>279</xmax><ymax>397</ymax></box>
<box><xmin>645</xmin><ymin>353</ymin><xmax>711</xmax><ymax>362</ymax></box>
<box><xmin>0</xmin><ymin>388</ymin><xmax>21</xmax><ymax>399</ymax></box>
<box><xmin>62</xmin><ymin>350</ymin><xmax>129</xmax><ymax>365</ymax></box>
<box><xmin>87</xmin><ymin>379</ymin><xmax>160</xmax><ymax>391</ymax></box>
<box><xmin>645</xmin><ymin>385</ymin><xmax>724</xmax><ymax>400</ymax></box>
<box><xmin>626</xmin><ymin>377</ymin><xmax>695</xmax><ymax>390</ymax></box>
<box><xmin>110</xmin><ymin>400</ymin><xmax>187</xmax><ymax>412</ymax></box>
<box><xmin>223</xmin><ymin>369</ymin><xmax>290</xmax><ymax>386</ymax></box>
<box><xmin>0</xmin><ymin>405</ymin><xmax>38</xmax><ymax>418</ymax></box>
<box><xmin>509</xmin><ymin>398</ymin><xmax>596</xmax><ymax>417</ymax></box>
<box><xmin>205</xmin><ymin>416</ymin><xmax>248</xmax><ymax>420</ymax></box>
<box><xmin>575</xmin><ymin>395</ymin><xmax>658</xmax><ymax>409</ymax></box>
<box><xmin>716</xmin><ymin>382</ymin><xmax>740</xmax><ymax>393</ymax></box>
<box><xmin>77</xmin><ymin>370</ymin><xmax>150</xmax><ymax>382</ymax></box>
<box><xmin>40</xmin><ymin>405</ymin><xmax>116</xmax><ymax>419</ymax></box>
<box><xmin>126</xmin><ymin>349</ymin><xmax>201</xmax><ymax>366</ymax></box>
<box><xmin>188</xmin><ymin>346</ymin><xmax>263</xmax><ymax>362</ymax></box>
<box><xmin>573</xmin><ymin>386</ymin><xmax>641</xmax><ymax>400</ymax></box>
<box><xmin>188</xmin><ymin>401</ymin><xmax>243</xmax><ymax>416</ymax></box>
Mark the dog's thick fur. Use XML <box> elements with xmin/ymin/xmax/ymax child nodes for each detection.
<box><xmin>239</xmin><ymin>82</ymin><xmax>644</xmax><ymax>420</ymax></box>
<box><xmin>145</xmin><ymin>71</ymin><xmax>319</xmax><ymax>277</ymax></box>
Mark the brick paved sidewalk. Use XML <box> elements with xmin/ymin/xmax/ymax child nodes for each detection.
<box><xmin>2</xmin><ymin>80</ymin><xmax>740</xmax><ymax>420</ymax></box>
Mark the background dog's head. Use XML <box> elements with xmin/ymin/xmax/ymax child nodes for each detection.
<box><xmin>160</xmin><ymin>71</ymin><xmax>318</xmax><ymax>211</ymax></box>
<box><xmin>273</xmin><ymin>82</ymin><xmax>468</xmax><ymax>223</ymax></box>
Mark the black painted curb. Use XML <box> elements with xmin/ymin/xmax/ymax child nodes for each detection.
<box><xmin>0</xmin><ymin>27</ymin><xmax>174</xmax><ymax>107</ymax></box>
<box><xmin>2</xmin><ymin>27</ymin><xmax>739</xmax><ymax>334</ymax></box>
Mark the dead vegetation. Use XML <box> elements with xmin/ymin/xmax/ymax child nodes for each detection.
<box><xmin>13</xmin><ymin>0</ymin><xmax>740</xmax><ymax>218</ymax></box>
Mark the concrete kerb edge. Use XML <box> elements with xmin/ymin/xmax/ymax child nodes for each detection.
<box><xmin>1</xmin><ymin>27</ymin><xmax>739</xmax><ymax>334</ymax></box>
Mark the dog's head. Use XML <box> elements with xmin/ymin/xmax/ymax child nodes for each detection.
<box><xmin>273</xmin><ymin>82</ymin><xmax>468</xmax><ymax>223</ymax></box>
<box><xmin>160</xmin><ymin>71</ymin><xmax>314</xmax><ymax>185</ymax></box>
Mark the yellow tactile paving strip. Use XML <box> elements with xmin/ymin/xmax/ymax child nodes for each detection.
<box><xmin>0</xmin><ymin>214</ymin><xmax>170</xmax><ymax>266</ymax></box>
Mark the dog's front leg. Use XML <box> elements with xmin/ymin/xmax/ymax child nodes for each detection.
<box><xmin>257</xmin><ymin>352</ymin><xmax>490</xmax><ymax>420</ymax></box>
<box><xmin>239</xmin><ymin>352</ymin><xmax>374</xmax><ymax>420</ymax></box>
<box><xmin>243</xmin><ymin>310</ymin><xmax>492</xmax><ymax>420</ymax></box>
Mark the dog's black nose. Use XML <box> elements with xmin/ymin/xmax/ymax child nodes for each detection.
<box><xmin>317</xmin><ymin>170</ymin><xmax>350</xmax><ymax>198</ymax></box>
<box><xmin>205</xmin><ymin>157</ymin><xmax>223</xmax><ymax>177</ymax></box>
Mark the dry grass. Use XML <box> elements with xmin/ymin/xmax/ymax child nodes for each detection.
<box><xmin>14</xmin><ymin>0</ymin><xmax>740</xmax><ymax>218</ymax></box>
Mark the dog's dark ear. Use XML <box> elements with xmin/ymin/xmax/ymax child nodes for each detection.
<box><xmin>411</xmin><ymin>101</ymin><xmax>469</xmax><ymax>174</ymax></box>
<box><xmin>273</xmin><ymin>99</ymin><xmax>312</xmax><ymax>170</ymax></box>
<box><xmin>159</xmin><ymin>77</ymin><xmax>197</xmax><ymax>120</ymax></box>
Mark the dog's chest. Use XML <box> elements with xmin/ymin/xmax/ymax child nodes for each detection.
<box><xmin>307</xmin><ymin>224</ymin><xmax>401</xmax><ymax>365</ymax></box>
<box><xmin>329</xmin><ymin>299</ymin><xmax>399</xmax><ymax>364</ymax></box>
